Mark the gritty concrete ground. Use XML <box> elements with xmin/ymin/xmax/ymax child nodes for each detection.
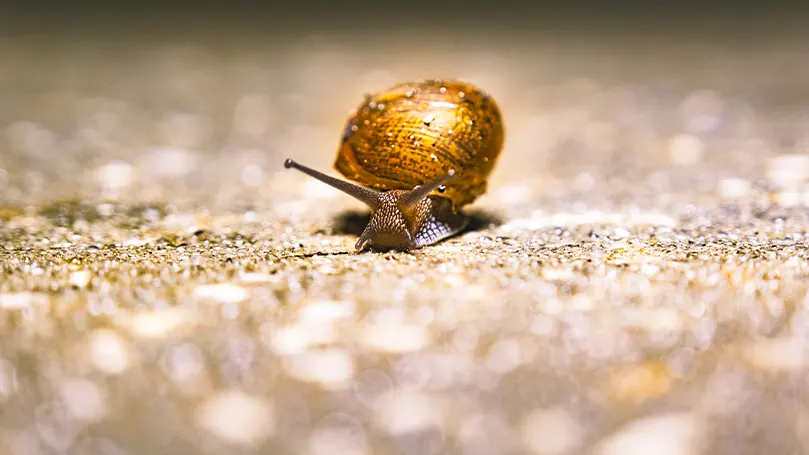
<box><xmin>2</xmin><ymin>32</ymin><xmax>809</xmax><ymax>455</ymax></box>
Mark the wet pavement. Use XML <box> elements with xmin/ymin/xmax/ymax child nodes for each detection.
<box><xmin>2</xmin><ymin>31</ymin><xmax>809</xmax><ymax>455</ymax></box>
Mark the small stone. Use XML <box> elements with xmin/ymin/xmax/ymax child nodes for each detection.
<box><xmin>195</xmin><ymin>390</ymin><xmax>275</xmax><ymax>446</ymax></box>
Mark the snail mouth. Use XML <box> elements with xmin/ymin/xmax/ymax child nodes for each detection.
<box><xmin>355</xmin><ymin>224</ymin><xmax>416</xmax><ymax>252</ymax></box>
<box><xmin>356</xmin><ymin>232</ymin><xmax>416</xmax><ymax>252</ymax></box>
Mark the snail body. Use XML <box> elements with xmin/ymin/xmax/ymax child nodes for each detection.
<box><xmin>285</xmin><ymin>79</ymin><xmax>504</xmax><ymax>252</ymax></box>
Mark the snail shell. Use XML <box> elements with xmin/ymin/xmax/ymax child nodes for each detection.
<box><xmin>284</xmin><ymin>79</ymin><xmax>504</xmax><ymax>252</ymax></box>
<box><xmin>335</xmin><ymin>79</ymin><xmax>504</xmax><ymax>209</ymax></box>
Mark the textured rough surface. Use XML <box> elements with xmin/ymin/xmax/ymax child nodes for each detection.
<box><xmin>2</xmin><ymin>32</ymin><xmax>809</xmax><ymax>455</ymax></box>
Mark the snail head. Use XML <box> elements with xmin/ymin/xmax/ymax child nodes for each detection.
<box><xmin>284</xmin><ymin>159</ymin><xmax>455</xmax><ymax>251</ymax></box>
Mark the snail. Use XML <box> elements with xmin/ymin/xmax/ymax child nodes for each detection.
<box><xmin>284</xmin><ymin>79</ymin><xmax>504</xmax><ymax>251</ymax></box>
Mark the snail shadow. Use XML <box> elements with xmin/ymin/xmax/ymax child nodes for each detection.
<box><xmin>331</xmin><ymin>209</ymin><xmax>504</xmax><ymax>238</ymax></box>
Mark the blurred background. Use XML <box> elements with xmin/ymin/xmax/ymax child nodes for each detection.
<box><xmin>2</xmin><ymin>2</ymin><xmax>809</xmax><ymax>214</ymax></box>
<box><xmin>4</xmin><ymin>3</ymin><xmax>809</xmax><ymax>455</ymax></box>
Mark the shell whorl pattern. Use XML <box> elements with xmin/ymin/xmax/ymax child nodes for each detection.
<box><xmin>334</xmin><ymin>79</ymin><xmax>504</xmax><ymax>209</ymax></box>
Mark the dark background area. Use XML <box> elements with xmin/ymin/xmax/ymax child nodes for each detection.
<box><xmin>1</xmin><ymin>2</ymin><xmax>806</xmax><ymax>41</ymax></box>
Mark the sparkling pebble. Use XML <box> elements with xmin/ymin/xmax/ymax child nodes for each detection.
<box><xmin>69</xmin><ymin>270</ymin><xmax>92</xmax><ymax>288</ymax></box>
<box><xmin>520</xmin><ymin>407</ymin><xmax>583</xmax><ymax>455</ymax></box>
<box><xmin>286</xmin><ymin>348</ymin><xmax>355</xmax><ymax>389</ymax></box>
<box><xmin>59</xmin><ymin>378</ymin><xmax>107</xmax><ymax>423</ymax></box>
<box><xmin>0</xmin><ymin>292</ymin><xmax>47</xmax><ymax>309</ymax></box>
<box><xmin>668</xmin><ymin>134</ymin><xmax>704</xmax><ymax>166</ymax></box>
<box><xmin>88</xmin><ymin>329</ymin><xmax>129</xmax><ymax>375</ymax></box>
<box><xmin>744</xmin><ymin>336</ymin><xmax>805</xmax><ymax>372</ymax></box>
<box><xmin>193</xmin><ymin>283</ymin><xmax>250</xmax><ymax>304</ymax></box>
<box><xmin>373</xmin><ymin>390</ymin><xmax>445</xmax><ymax>435</ymax></box>
<box><xmin>310</xmin><ymin>413</ymin><xmax>368</xmax><ymax>455</ymax></box>
<box><xmin>195</xmin><ymin>390</ymin><xmax>275</xmax><ymax>446</ymax></box>
<box><xmin>594</xmin><ymin>412</ymin><xmax>704</xmax><ymax>455</ymax></box>
<box><xmin>358</xmin><ymin>324</ymin><xmax>431</xmax><ymax>353</ymax></box>
<box><xmin>127</xmin><ymin>308</ymin><xmax>192</xmax><ymax>339</ymax></box>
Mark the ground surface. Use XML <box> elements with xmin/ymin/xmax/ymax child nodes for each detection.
<box><xmin>2</xmin><ymin>32</ymin><xmax>809</xmax><ymax>455</ymax></box>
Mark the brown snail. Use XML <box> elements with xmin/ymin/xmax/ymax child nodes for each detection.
<box><xmin>284</xmin><ymin>79</ymin><xmax>504</xmax><ymax>252</ymax></box>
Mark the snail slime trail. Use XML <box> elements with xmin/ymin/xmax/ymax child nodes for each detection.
<box><xmin>285</xmin><ymin>79</ymin><xmax>505</xmax><ymax>252</ymax></box>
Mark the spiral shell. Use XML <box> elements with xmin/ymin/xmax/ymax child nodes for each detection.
<box><xmin>334</xmin><ymin>79</ymin><xmax>504</xmax><ymax>209</ymax></box>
